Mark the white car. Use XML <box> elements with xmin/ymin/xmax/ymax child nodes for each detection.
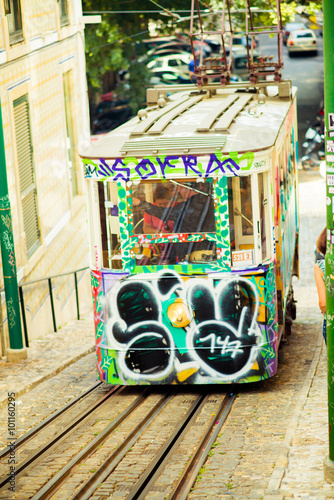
<box><xmin>147</xmin><ymin>54</ymin><xmax>191</xmax><ymax>78</ymax></box>
<box><xmin>287</xmin><ymin>29</ymin><xmax>318</xmax><ymax>56</ymax></box>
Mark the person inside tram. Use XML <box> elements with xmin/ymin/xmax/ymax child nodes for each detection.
<box><xmin>143</xmin><ymin>185</ymin><xmax>175</xmax><ymax>234</ymax></box>
<box><xmin>133</xmin><ymin>182</ymin><xmax>214</xmax><ymax>233</ymax></box>
<box><xmin>314</xmin><ymin>227</ymin><xmax>327</xmax><ymax>345</ymax></box>
<box><xmin>132</xmin><ymin>181</ymin><xmax>215</xmax><ymax>263</ymax></box>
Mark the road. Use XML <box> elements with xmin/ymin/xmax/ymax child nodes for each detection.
<box><xmin>258</xmin><ymin>30</ymin><xmax>324</xmax><ymax>159</ymax></box>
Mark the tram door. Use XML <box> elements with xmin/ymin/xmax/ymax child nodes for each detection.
<box><xmin>231</xmin><ymin>176</ymin><xmax>254</xmax><ymax>251</ymax></box>
<box><xmin>228</xmin><ymin>172</ymin><xmax>271</xmax><ymax>265</ymax></box>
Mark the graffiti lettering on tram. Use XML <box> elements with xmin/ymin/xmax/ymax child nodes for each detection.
<box><xmin>100</xmin><ymin>270</ymin><xmax>272</xmax><ymax>383</ymax></box>
<box><xmin>83</xmin><ymin>151</ymin><xmax>258</xmax><ymax>181</ymax></box>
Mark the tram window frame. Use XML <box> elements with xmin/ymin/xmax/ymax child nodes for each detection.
<box><xmin>228</xmin><ymin>172</ymin><xmax>272</xmax><ymax>268</ymax></box>
<box><xmin>128</xmin><ymin>178</ymin><xmax>218</xmax><ymax>268</ymax></box>
<box><xmin>230</xmin><ymin>175</ymin><xmax>255</xmax><ymax>251</ymax></box>
<box><xmin>279</xmin><ymin>147</ymin><xmax>287</xmax><ymax>217</ymax></box>
<box><xmin>257</xmin><ymin>171</ymin><xmax>271</xmax><ymax>262</ymax></box>
<box><xmin>98</xmin><ymin>181</ymin><xmax>122</xmax><ymax>270</ymax></box>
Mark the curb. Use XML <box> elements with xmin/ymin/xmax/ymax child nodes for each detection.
<box><xmin>0</xmin><ymin>345</ymin><xmax>95</xmax><ymax>410</ymax></box>
<box><xmin>265</xmin><ymin>324</ymin><xmax>324</xmax><ymax>493</ymax></box>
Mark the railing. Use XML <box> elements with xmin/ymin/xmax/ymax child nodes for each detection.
<box><xmin>2</xmin><ymin>267</ymin><xmax>90</xmax><ymax>349</ymax></box>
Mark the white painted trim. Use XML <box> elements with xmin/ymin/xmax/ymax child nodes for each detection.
<box><xmin>80</xmin><ymin>15</ymin><xmax>101</xmax><ymax>24</ymax></box>
<box><xmin>0</xmin><ymin>51</ymin><xmax>7</xmax><ymax>64</ymax></box>
<box><xmin>44</xmin><ymin>210</ymin><xmax>71</xmax><ymax>247</ymax></box>
<box><xmin>17</xmin><ymin>266</ymin><xmax>24</xmax><ymax>284</ymax></box>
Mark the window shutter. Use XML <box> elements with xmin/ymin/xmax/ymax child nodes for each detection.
<box><xmin>13</xmin><ymin>95</ymin><xmax>40</xmax><ymax>257</ymax></box>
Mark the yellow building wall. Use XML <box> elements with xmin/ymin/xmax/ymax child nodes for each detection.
<box><xmin>0</xmin><ymin>0</ymin><xmax>92</xmax><ymax>351</ymax></box>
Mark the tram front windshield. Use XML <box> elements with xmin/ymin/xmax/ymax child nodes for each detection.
<box><xmin>101</xmin><ymin>176</ymin><xmax>264</xmax><ymax>269</ymax></box>
<box><xmin>131</xmin><ymin>180</ymin><xmax>216</xmax><ymax>265</ymax></box>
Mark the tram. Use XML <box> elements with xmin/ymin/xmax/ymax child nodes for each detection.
<box><xmin>80</xmin><ymin>2</ymin><xmax>299</xmax><ymax>386</ymax></box>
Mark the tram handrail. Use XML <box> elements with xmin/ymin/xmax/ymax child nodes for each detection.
<box><xmin>0</xmin><ymin>266</ymin><xmax>89</xmax><ymax>349</ymax></box>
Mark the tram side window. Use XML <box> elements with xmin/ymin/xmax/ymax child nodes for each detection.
<box><xmin>280</xmin><ymin>148</ymin><xmax>287</xmax><ymax>214</ymax></box>
<box><xmin>131</xmin><ymin>179</ymin><xmax>217</xmax><ymax>265</ymax></box>
<box><xmin>99</xmin><ymin>181</ymin><xmax>122</xmax><ymax>269</ymax></box>
<box><xmin>258</xmin><ymin>172</ymin><xmax>270</xmax><ymax>261</ymax></box>
<box><xmin>228</xmin><ymin>176</ymin><xmax>254</xmax><ymax>258</ymax></box>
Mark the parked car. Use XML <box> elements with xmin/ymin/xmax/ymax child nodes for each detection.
<box><xmin>147</xmin><ymin>54</ymin><xmax>191</xmax><ymax>80</ymax></box>
<box><xmin>141</xmin><ymin>36</ymin><xmax>212</xmax><ymax>60</ymax></box>
<box><xmin>286</xmin><ymin>29</ymin><xmax>318</xmax><ymax>56</ymax></box>
<box><xmin>224</xmin><ymin>50</ymin><xmax>261</xmax><ymax>80</ymax></box>
<box><xmin>224</xmin><ymin>33</ymin><xmax>258</xmax><ymax>54</ymax></box>
<box><xmin>91</xmin><ymin>106</ymin><xmax>132</xmax><ymax>135</ymax></box>
<box><xmin>202</xmin><ymin>37</ymin><xmax>221</xmax><ymax>53</ymax></box>
<box><xmin>283</xmin><ymin>22</ymin><xmax>306</xmax><ymax>44</ymax></box>
<box><xmin>145</xmin><ymin>43</ymin><xmax>193</xmax><ymax>61</ymax></box>
<box><xmin>143</xmin><ymin>48</ymin><xmax>189</xmax><ymax>63</ymax></box>
<box><xmin>150</xmin><ymin>70</ymin><xmax>191</xmax><ymax>86</ymax></box>
<box><xmin>141</xmin><ymin>37</ymin><xmax>181</xmax><ymax>51</ymax></box>
<box><xmin>95</xmin><ymin>98</ymin><xmax>130</xmax><ymax>116</ymax></box>
<box><xmin>175</xmin><ymin>34</ymin><xmax>212</xmax><ymax>56</ymax></box>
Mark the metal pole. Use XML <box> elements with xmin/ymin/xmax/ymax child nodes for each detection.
<box><xmin>48</xmin><ymin>278</ymin><xmax>57</xmax><ymax>332</ymax></box>
<box><xmin>0</xmin><ymin>99</ymin><xmax>26</xmax><ymax>359</ymax></box>
<box><xmin>323</xmin><ymin>0</ymin><xmax>334</xmax><ymax>482</ymax></box>
<box><xmin>18</xmin><ymin>286</ymin><xmax>29</xmax><ymax>348</ymax></box>
<box><xmin>74</xmin><ymin>271</ymin><xmax>80</xmax><ymax>320</ymax></box>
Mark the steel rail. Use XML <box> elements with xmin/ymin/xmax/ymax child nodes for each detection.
<box><xmin>169</xmin><ymin>389</ymin><xmax>237</xmax><ymax>500</ymax></box>
<box><xmin>0</xmin><ymin>385</ymin><xmax>124</xmax><ymax>491</ymax></box>
<box><xmin>125</xmin><ymin>393</ymin><xmax>209</xmax><ymax>500</ymax></box>
<box><xmin>67</xmin><ymin>390</ymin><xmax>176</xmax><ymax>500</ymax></box>
<box><xmin>0</xmin><ymin>381</ymin><xmax>103</xmax><ymax>460</ymax></box>
<box><xmin>31</xmin><ymin>388</ymin><xmax>157</xmax><ymax>500</ymax></box>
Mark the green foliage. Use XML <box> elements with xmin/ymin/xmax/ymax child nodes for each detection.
<box><xmin>117</xmin><ymin>61</ymin><xmax>151</xmax><ymax>114</ymax></box>
<box><xmin>195</xmin><ymin>465</ymin><xmax>207</xmax><ymax>483</ymax></box>
<box><xmin>83</xmin><ymin>0</ymin><xmax>322</xmax><ymax>112</ymax></box>
<box><xmin>84</xmin><ymin>20</ymin><xmax>125</xmax><ymax>91</ymax></box>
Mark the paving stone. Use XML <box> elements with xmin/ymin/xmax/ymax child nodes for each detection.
<box><xmin>1</xmin><ymin>169</ymin><xmax>332</xmax><ymax>499</ymax></box>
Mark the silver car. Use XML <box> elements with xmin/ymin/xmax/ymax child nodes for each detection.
<box><xmin>287</xmin><ymin>29</ymin><xmax>318</xmax><ymax>56</ymax></box>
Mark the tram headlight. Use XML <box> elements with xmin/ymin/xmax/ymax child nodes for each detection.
<box><xmin>167</xmin><ymin>299</ymin><xmax>191</xmax><ymax>328</ymax></box>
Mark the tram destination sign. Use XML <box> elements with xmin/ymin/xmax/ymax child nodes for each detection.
<box><xmin>82</xmin><ymin>151</ymin><xmax>269</xmax><ymax>181</ymax></box>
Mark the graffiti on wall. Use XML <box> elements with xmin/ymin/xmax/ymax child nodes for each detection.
<box><xmin>83</xmin><ymin>151</ymin><xmax>269</xmax><ymax>182</ymax></box>
<box><xmin>93</xmin><ymin>267</ymin><xmax>277</xmax><ymax>385</ymax></box>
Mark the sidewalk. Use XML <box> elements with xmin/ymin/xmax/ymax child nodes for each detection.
<box><xmin>0</xmin><ymin>312</ymin><xmax>95</xmax><ymax>409</ymax></box>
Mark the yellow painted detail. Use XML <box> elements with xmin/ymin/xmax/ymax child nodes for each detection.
<box><xmin>177</xmin><ymin>367</ymin><xmax>198</xmax><ymax>382</ymax></box>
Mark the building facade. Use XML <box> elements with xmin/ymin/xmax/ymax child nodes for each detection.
<box><xmin>0</xmin><ymin>0</ymin><xmax>92</xmax><ymax>354</ymax></box>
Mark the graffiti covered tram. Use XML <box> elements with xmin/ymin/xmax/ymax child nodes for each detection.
<box><xmin>81</xmin><ymin>79</ymin><xmax>299</xmax><ymax>385</ymax></box>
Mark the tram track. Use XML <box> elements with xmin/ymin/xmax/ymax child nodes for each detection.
<box><xmin>0</xmin><ymin>383</ymin><xmax>124</xmax><ymax>492</ymax></box>
<box><xmin>0</xmin><ymin>381</ymin><xmax>104</xmax><ymax>462</ymax></box>
<box><xmin>0</xmin><ymin>385</ymin><xmax>237</xmax><ymax>500</ymax></box>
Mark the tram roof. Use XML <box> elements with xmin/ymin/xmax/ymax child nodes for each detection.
<box><xmin>81</xmin><ymin>81</ymin><xmax>296</xmax><ymax>161</ymax></box>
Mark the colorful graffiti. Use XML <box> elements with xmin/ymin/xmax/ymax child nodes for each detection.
<box><xmin>92</xmin><ymin>266</ymin><xmax>277</xmax><ymax>385</ymax></box>
<box><xmin>114</xmin><ymin>177</ymin><xmax>231</xmax><ymax>274</ymax></box>
<box><xmin>82</xmin><ymin>151</ymin><xmax>267</xmax><ymax>182</ymax></box>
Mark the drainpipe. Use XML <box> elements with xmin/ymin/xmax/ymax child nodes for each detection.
<box><xmin>0</xmin><ymin>100</ymin><xmax>27</xmax><ymax>361</ymax></box>
<box><xmin>323</xmin><ymin>0</ymin><xmax>334</xmax><ymax>483</ymax></box>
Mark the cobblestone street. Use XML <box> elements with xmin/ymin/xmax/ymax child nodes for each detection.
<box><xmin>0</xmin><ymin>168</ymin><xmax>331</xmax><ymax>499</ymax></box>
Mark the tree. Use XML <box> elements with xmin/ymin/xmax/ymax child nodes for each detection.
<box><xmin>83</xmin><ymin>0</ymin><xmax>322</xmax><ymax>120</ymax></box>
